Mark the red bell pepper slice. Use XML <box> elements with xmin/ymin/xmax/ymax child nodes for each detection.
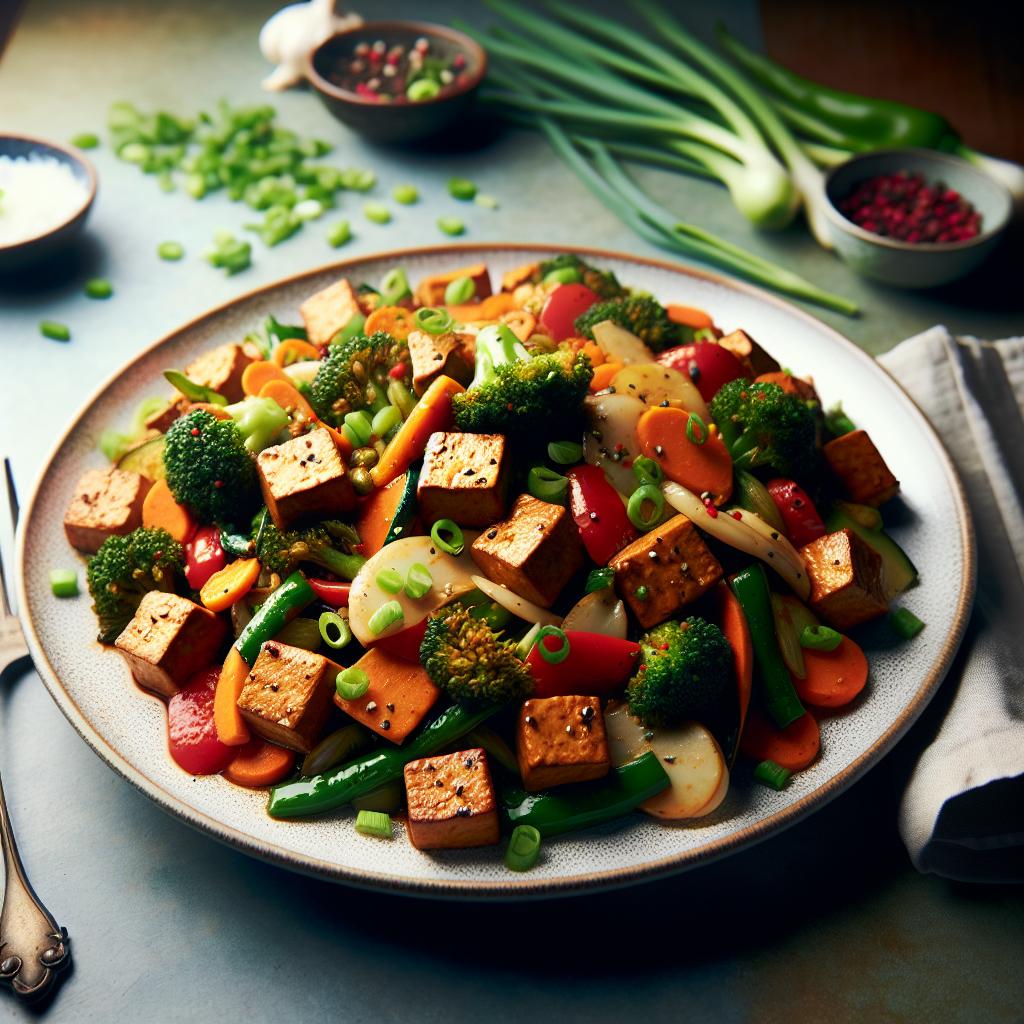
<box><xmin>657</xmin><ymin>341</ymin><xmax>746</xmax><ymax>403</ymax></box>
<box><xmin>539</xmin><ymin>283</ymin><xmax>601</xmax><ymax>341</ymax></box>
<box><xmin>308</xmin><ymin>578</ymin><xmax>351</xmax><ymax>607</ymax></box>
<box><xmin>566</xmin><ymin>464</ymin><xmax>638</xmax><ymax>566</ymax></box>
<box><xmin>184</xmin><ymin>526</ymin><xmax>227</xmax><ymax>590</ymax></box>
<box><xmin>168</xmin><ymin>667</ymin><xmax>235</xmax><ymax>775</ymax></box>
<box><xmin>526</xmin><ymin>630</ymin><xmax>641</xmax><ymax>698</ymax></box>
<box><xmin>373</xmin><ymin>617</ymin><xmax>428</xmax><ymax>663</ymax></box>
<box><xmin>766</xmin><ymin>479</ymin><xmax>826</xmax><ymax>548</ymax></box>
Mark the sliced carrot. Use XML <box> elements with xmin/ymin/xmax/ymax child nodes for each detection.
<box><xmin>200</xmin><ymin>558</ymin><xmax>260</xmax><ymax>613</ymax></box>
<box><xmin>666</xmin><ymin>304</ymin><xmax>715</xmax><ymax>331</ymax></box>
<box><xmin>214</xmin><ymin>647</ymin><xmax>251</xmax><ymax>747</ymax></box>
<box><xmin>715</xmin><ymin>583</ymin><xmax>753</xmax><ymax>742</ymax></box>
<box><xmin>636</xmin><ymin>406</ymin><xmax>733</xmax><ymax>503</ymax></box>
<box><xmin>141</xmin><ymin>478</ymin><xmax>195</xmax><ymax>542</ymax></box>
<box><xmin>272</xmin><ymin>338</ymin><xmax>321</xmax><ymax>366</ymax></box>
<box><xmin>740</xmin><ymin>709</ymin><xmax>820</xmax><ymax>771</ymax></box>
<box><xmin>223</xmin><ymin>740</ymin><xmax>295</xmax><ymax>788</ymax></box>
<box><xmin>370</xmin><ymin>375</ymin><xmax>464</xmax><ymax>488</ymax></box>
<box><xmin>364</xmin><ymin>305</ymin><xmax>415</xmax><ymax>340</ymax></box>
<box><xmin>794</xmin><ymin>636</ymin><xmax>868</xmax><ymax>708</ymax></box>
<box><xmin>446</xmin><ymin>292</ymin><xmax>517</xmax><ymax>322</ymax></box>
<box><xmin>258</xmin><ymin>377</ymin><xmax>316</xmax><ymax>423</ymax></box>
<box><xmin>579</xmin><ymin>340</ymin><xmax>606</xmax><ymax>367</ymax></box>
<box><xmin>355</xmin><ymin>472</ymin><xmax>410</xmax><ymax>558</ymax></box>
<box><xmin>500</xmin><ymin>309</ymin><xmax>537</xmax><ymax>343</ymax></box>
<box><xmin>242</xmin><ymin>359</ymin><xmax>291</xmax><ymax>397</ymax></box>
<box><xmin>589</xmin><ymin>361</ymin><xmax>623</xmax><ymax>392</ymax></box>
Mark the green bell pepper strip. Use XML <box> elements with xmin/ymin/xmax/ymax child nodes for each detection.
<box><xmin>501</xmin><ymin>752</ymin><xmax>670</xmax><ymax>838</ymax></box>
<box><xmin>220</xmin><ymin>529</ymin><xmax>255</xmax><ymax>559</ymax></box>
<box><xmin>235</xmin><ymin>571</ymin><xmax>315</xmax><ymax>666</ymax></box>
<box><xmin>716</xmin><ymin>25</ymin><xmax>960</xmax><ymax>153</ymax></box>
<box><xmin>267</xmin><ymin>703</ymin><xmax>501</xmax><ymax>818</ymax></box>
<box><xmin>728</xmin><ymin>564</ymin><xmax>806</xmax><ymax>730</ymax></box>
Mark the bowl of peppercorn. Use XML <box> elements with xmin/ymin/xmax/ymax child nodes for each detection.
<box><xmin>823</xmin><ymin>148</ymin><xmax>1012</xmax><ymax>288</ymax></box>
<box><xmin>306</xmin><ymin>21</ymin><xmax>487</xmax><ymax>145</ymax></box>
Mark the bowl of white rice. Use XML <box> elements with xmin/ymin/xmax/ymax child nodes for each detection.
<box><xmin>0</xmin><ymin>133</ymin><xmax>97</xmax><ymax>272</ymax></box>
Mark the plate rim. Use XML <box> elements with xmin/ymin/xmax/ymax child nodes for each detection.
<box><xmin>16</xmin><ymin>242</ymin><xmax>977</xmax><ymax>899</ymax></box>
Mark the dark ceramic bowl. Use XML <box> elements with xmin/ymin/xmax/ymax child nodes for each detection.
<box><xmin>306</xmin><ymin>21</ymin><xmax>486</xmax><ymax>145</ymax></box>
<box><xmin>0</xmin><ymin>133</ymin><xmax>97</xmax><ymax>273</ymax></box>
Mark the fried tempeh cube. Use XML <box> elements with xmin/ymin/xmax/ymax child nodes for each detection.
<box><xmin>184</xmin><ymin>342</ymin><xmax>255</xmax><ymax>403</ymax></box>
<box><xmin>717</xmin><ymin>329</ymin><xmax>780</xmax><ymax>378</ymax></box>
<box><xmin>517</xmin><ymin>695</ymin><xmax>611</xmax><ymax>792</ymax></box>
<box><xmin>501</xmin><ymin>261</ymin><xmax>540</xmax><ymax>293</ymax></box>
<box><xmin>610</xmin><ymin>514</ymin><xmax>723</xmax><ymax>629</ymax></box>
<box><xmin>299</xmin><ymin>276</ymin><xmax>361</xmax><ymax>347</ymax></box>
<box><xmin>823</xmin><ymin>429</ymin><xmax>900</xmax><ymax>507</ymax></box>
<box><xmin>403</xmin><ymin>748</ymin><xmax>500</xmax><ymax>850</ymax></box>
<box><xmin>470</xmin><ymin>493</ymin><xmax>584</xmax><ymax>608</ymax></box>
<box><xmin>114</xmin><ymin>591</ymin><xmax>227</xmax><ymax>698</ymax></box>
<box><xmin>407</xmin><ymin>329</ymin><xmax>474</xmax><ymax>395</ymax></box>
<box><xmin>417</xmin><ymin>431</ymin><xmax>509</xmax><ymax>528</ymax></box>
<box><xmin>800</xmin><ymin>528</ymin><xmax>889</xmax><ymax>630</ymax></box>
<box><xmin>64</xmin><ymin>467</ymin><xmax>153</xmax><ymax>554</ymax></box>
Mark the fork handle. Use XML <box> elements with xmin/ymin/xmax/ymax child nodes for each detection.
<box><xmin>0</xmin><ymin>772</ymin><xmax>71</xmax><ymax>1002</ymax></box>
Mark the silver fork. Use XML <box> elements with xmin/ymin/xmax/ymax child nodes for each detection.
<box><xmin>0</xmin><ymin>458</ymin><xmax>71</xmax><ymax>1002</ymax></box>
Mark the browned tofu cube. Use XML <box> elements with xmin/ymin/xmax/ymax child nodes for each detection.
<box><xmin>257</xmin><ymin>428</ymin><xmax>355</xmax><ymax>529</ymax></box>
<box><xmin>184</xmin><ymin>343</ymin><xmax>254</xmax><ymax>403</ymax></box>
<box><xmin>64</xmin><ymin>468</ymin><xmax>153</xmax><ymax>554</ymax></box>
<box><xmin>501</xmin><ymin>261</ymin><xmax>540</xmax><ymax>293</ymax></box>
<box><xmin>517</xmin><ymin>695</ymin><xmax>610</xmax><ymax>792</ymax></box>
<box><xmin>236</xmin><ymin>642</ymin><xmax>337</xmax><ymax>753</ymax></box>
<box><xmin>800</xmin><ymin>528</ymin><xmax>888</xmax><ymax>630</ymax></box>
<box><xmin>470</xmin><ymin>493</ymin><xmax>584</xmax><ymax>608</ymax></box>
<box><xmin>717</xmin><ymin>329</ymin><xmax>780</xmax><ymax>378</ymax></box>
<box><xmin>417</xmin><ymin>431</ymin><xmax>509</xmax><ymax>528</ymax></box>
<box><xmin>334</xmin><ymin>646</ymin><xmax>441</xmax><ymax>744</ymax></box>
<box><xmin>403</xmin><ymin>748</ymin><xmax>500</xmax><ymax>850</ymax></box>
<box><xmin>144</xmin><ymin>398</ymin><xmax>187</xmax><ymax>434</ymax></box>
<box><xmin>300</xmin><ymin>276</ymin><xmax>361</xmax><ymax>347</ymax></box>
<box><xmin>114</xmin><ymin>592</ymin><xmax>227</xmax><ymax>698</ymax></box>
<box><xmin>414</xmin><ymin>263</ymin><xmax>492</xmax><ymax>307</ymax></box>
<box><xmin>824</xmin><ymin>430</ymin><xmax>900</xmax><ymax>507</ymax></box>
<box><xmin>408</xmin><ymin>329</ymin><xmax>474</xmax><ymax>396</ymax></box>
<box><xmin>610</xmin><ymin>515</ymin><xmax>722</xmax><ymax>629</ymax></box>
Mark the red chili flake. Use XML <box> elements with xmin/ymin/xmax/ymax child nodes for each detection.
<box><xmin>614</xmin><ymin>442</ymin><xmax>624</xmax><ymax>452</ymax></box>
<box><xmin>638</xmin><ymin>664</ymin><xmax>647</xmax><ymax>672</ymax></box>
<box><xmin>731</xmin><ymin>511</ymin><xmax>743</xmax><ymax>520</ymax></box>
<box><xmin>705</xmin><ymin>504</ymin><xmax>719</xmax><ymax>519</ymax></box>
<box><xmin>191</xmin><ymin>427</ymin><xmax>200</xmax><ymax>436</ymax></box>
<box><xmin>388</xmin><ymin>362</ymin><xmax>407</xmax><ymax>379</ymax></box>
<box><xmin>659</xmin><ymin>643</ymin><xmax>670</xmax><ymax>650</ymax></box>
<box><xmin>214</xmin><ymin>480</ymin><xmax>223</xmax><ymax>488</ymax></box>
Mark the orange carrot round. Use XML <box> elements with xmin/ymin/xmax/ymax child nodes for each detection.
<box><xmin>740</xmin><ymin>709</ymin><xmax>820</xmax><ymax>771</ymax></box>
<box><xmin>794</xmin><ymin>636</ymin><xmax>869</xmax><ymax>708</ymax></box>
<box><xmin>589</xmin><ymin>362</ymin><xmax>623</xmax><ymax>392</ymax></box>
<box><xmin>272</xmin><ymin>338</ymin><xmax>321</xmax><ymax>366</ymax></box>
<box><xmin>666</xmin><ymin>304</ymin><xmax>715</xmax><ymax>331</ymax></box>
<box><xmin>637</xmin><ymin>406</ymin><xmax>733</xmax><ymax>503</ymax></box>
<box><xmin>258</xmin><ymin>378</ymin><xmax>316</xmax><ymax>424</ymax></box>
<box><xmin>141</xmin><ymin>478</ymin><xmax>195</xmax><ymax>542</ymax></box>
<box><xmin>500</xmin><ymin>309</ymin><xmax>537</xmax><ymax>343</ymax></box>
<box><xmin>214</xmin><ymin>648</ymin><xmax>251</xmax><ymax>747</ymax></box>
<box><xmin>223</xmin><ymin>740</ymin><xmax>294</xmax><ymax>788</ymax></box>
<box><xmin>200</xmin><ymin>558</ymin><xmax>260</xmax><ymax>613</ymax></box>
<box><xmin>715</xmin><ymin>583</ymin><xmax>753</xmax><ymax>740</ymax></box>
<box><xmin>242</xmin><ymin>360</ymin><xmax>291</xmax><ymax>397</ymax></box>
<box><xmin>445</xmin><ymin>292</ymin><xmax>517</xmax><ymax>322</ymax></box>
<box><xmin>364</xmin><ymin>305</ymin><xmax>415</xmax><ymax>340</ymax></box>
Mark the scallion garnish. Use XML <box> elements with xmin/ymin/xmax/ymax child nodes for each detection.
<box><xmin>443</xmin><ymin>275</ymin><xmax>476</xmax><ymax>305</ymax></box>
<box><xmin>542</xmin><ymin>266</ymin><xmax>582</xmax><ymax>285</ymax></box>
<box><xmin>413</xmin><ymin>307</ymin><xmax>454</xmax><ymax>335</ymax></box>
<box><xmin>379</xmin><ymin>267</ymin><xmax>411</xmax><ymax>305</ymax></box>
<box><xmin>634</xmin><ymin>585</ymin><xmax>650</xmax><ymax>601</ymax></box>
<box><xmin>799</xmin><ymin>624</ymin><xmax>843</xmax><ymax>651</ymax></box>
<box><xmin>430</xmin><ymin>519</ymin><xmax>465</xmax><ymax>556</ymax></box>
<box><xmin>157</xmin><ymin>240</ymin><xmax>184</xmax><ymax>261</ymax></box>
<box><xmin>407</xmin><ymin>79</ymin><xmax>440</xmax><ymax>102</ymax></box>
<box><xmin>363</xmin><ymin>201</ymin><xmax>391</xmax><ymax>225</ymax></box>
<box><xmin>505</xmin><ymin>824</ymin><xmax>542</xmax><ymax>871</ymax></box>
<box><xmin>889</xmin><ymin>607</ymin><xmax>925</xmax><ymax>639</ymax></box>
<box><xmin>336</xmin><ymin>666</ymin><xmax>370</xmax><ymax>700</ymax></box>
<box><xmin>84</xmin><ymin>278</ymin><xmax>113</xmax><ymax>299</ymax></box>
<box><xmin>40</xmin><ymin>320</ymin><xmax>71</xmax><ymax>342</ymax></box>
<box><xmin>376</xmin><ymin>569</ymin><xmax>404</xmax><ymax>595</ymax></box>
<box><xmin>527</xmin><ymin>466</ymin><xmax>569</xmax><ymax>503</ymax></box>
<box><xmin>627</xmin><ymin>483</ymin><xmax>665</xmax><ymax>530</ymax></box>
<box><xmin>584</xmin><ymin>567</ymin><xmax>615</xmax><ymax>593</ymax></box>
<box><xmin>367</xmin><ymin>600</ymin><xmax>404</xmax><ymax>636</ymax></box>
<box><xmin>474</xmin><ymin>193</ymin><xmax>499</xmax><ymax>209</ymax></box>
<box><xmin>355</xmin><ymin>809</ymin><xmax>393</xmax><ymax>839</ymax></box>
<box><xmin>754</xmin><ymin>759</ymin><xmax>791</xmax><ymax>791</ymax></box>
<box><xmin>686</xmin><ymin>412</ymin><xmax>708</xmax><ymax>445</ymax></box>
<box><xmin>515</xmin><ymin>622</ymin><xmax>541</xmax><ymax>661</ymax></box>
<box><xmin>326</xmin><ymin>219</ymin><xmax>352</xmax><ymax>248</ymax></box>
<box><xmin>447</xmin><ymin>177</ymin><xmax>477</xmax><ymax>200</ymax></box>
<box><xmin>437</xmin><ymin>216</ymin><xmax>465</xmax><ymax>236</ymax></box>
<box><xmin>71</xmin><ymin>132</ymin><xmax>99</xmax><ymax>150</ymax></box>
<box><xmin>49</xmin><ymin>569</ymin><xmax>79</xmax><ymax>598</ymax></box>
<box><xmin>318</xmin><ymin>611</ymin><xmax>352</xmax><ymax>650</ymax></box>
<box><xmin>547</xmin><ymin>440</ymin><xmax>583</xmax><ymax>465</ymax></box>
<box><xmin>392</xmin><ymin>183</ymin><xmax>419</xmax><ymax>205</ymax></box>
<box><xmin>404</xmin><ymin>563</ymin><xmax>433</xmax><ymax>600</ymax></box>
<box><xmin>536</xmin><ymin>625</ymin><xmax>570</xmax><ymax>665</ymax></box>
<box><xmin>206</xmin><ymin>231</ymin><xmax>251</xmax><ymax>275</ymax></box>
<box><xmin>632</xmin><ymin>455</ymin><xmax>664</xmax><ymax>487</ymax></box>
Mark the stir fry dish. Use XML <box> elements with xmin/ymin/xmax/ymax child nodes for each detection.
<box><xmin>62</xmin><ymin>254</ymin><xmax>921</xmax><ymax>867</ymax></box>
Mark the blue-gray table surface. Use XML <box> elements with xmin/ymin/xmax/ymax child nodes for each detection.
<box><xmin>1</xmin><ymin>2</ymin><xmax>1022</xmax><ymax>1021</ymax></box>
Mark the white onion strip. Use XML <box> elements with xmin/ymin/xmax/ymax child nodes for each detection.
<box><xmin>470</xmin><ymin>575</ymin><xmax>561</xmax><ymax>627</ymax></box>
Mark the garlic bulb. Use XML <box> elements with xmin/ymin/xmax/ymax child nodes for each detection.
<box><xmin>258</xmin><ymin>0</ymin><xmax>362</xmax><ymax>93</ymax></box>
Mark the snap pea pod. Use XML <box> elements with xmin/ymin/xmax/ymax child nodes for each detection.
<box><xmin>501</xmin><ymin>752</ymin><xmax>670</xmax><ymax>838</ymax></box>
<box><xmin>236</xmin><ymin>570</ymin><xmax>315</xmax><ymax>666</ymax></box>
<box><xmin>267</xmin><ymin>702</ymin><xmax>501</xmax><ymax>818</ymax></box>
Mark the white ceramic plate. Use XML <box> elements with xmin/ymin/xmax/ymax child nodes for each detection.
<box><xmin>17</xmin><ymin>244</ymin><xmax>975</xmax><ymax>899</ymax></box>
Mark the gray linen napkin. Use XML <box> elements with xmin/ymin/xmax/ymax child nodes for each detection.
<box><xmin>878</xmin><ymin>326</ymin><xmax>1024</xmax><ymax>882</ymax></box>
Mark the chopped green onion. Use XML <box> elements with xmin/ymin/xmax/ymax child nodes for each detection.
<box><xmin>355</xmin><ymin>809</ymin><xmax>393</xmax><ymax>839</ymax></box>
<box><xmin>447</xmin><ymin>177</ymin><xmax>477</xmax><ymax>200</ymax></box>
<box><xmin>379</xmin><ymin>267</ymin><xmax>411</xmax><ymax>307</ymax></box>
<box><xmin>474</xmin><ymin>193</ymin><xmax>499</xmax><ymax>209</ymax></box>
<box><xmin>50</xmin><ymin>569</ymin><xmax>79</xmax><ymax>598</ymax></box>
<box><xmin>825</xmin><ymin>403</ymin><xmax>857</xmax><ymax>437</ymax></box>
<box><xmin>340</xmin><ymin>167</ymin><xmax>376</xmax><ymax>191</ymax></box>
<box><xmin>368</xmin><ymin>600</ymin><xmax>404</xmax><ymax>636</ymax></box>
<box><xmin>40</xmin><ymin>320</ymin><xmax>70</xmax><ymax>342</ymax></box>
<box><xmin>443</xmin><ymin>276</ymin><xmax>476</xmax><ymax>305</ymax></box>
<box><xmin>627</xmin><ymin>483</ymin><xmax>665</xmax><ymax>530</ymax></box>
<box><xmin>246</xmin><ymin>204</ymin><xmax>302</xmax><ymax>247</ymax></box>
<box><xmin>404</xmin><ymin>563</ymin><xmax>433</xmax><ymax>600</ymax></box>
<box><xmin>632</xmin><ymin>455</ymin><xmax>664</xmax><ymax>487</ymax></box>
<box><xmin>371</xmin><ymin>404</ymin><xmax>402</xmax><ymax>438</ymax></box>
<box><xmin>363</xmin><ymin>202</ymin><xmax>391</xmax><ymax>225</ymax></box>
<box><xmin>163</xmin><ymin>370</ymin><xmax>227</xmax><ymax>406</ymax></box>
<box><xmin>293</xmin><ymin>198</ymin><xmax>323</xmax><ymax>221</ymax></box>
<box><xmin>318</xmin><ymin>611</ymin><xmax>352</xmax><ymax>650</ymax></box>
<box><xmin>343</xmin><ymin>410</ymin><xmax>373</xmax><ymax>446</ymax></box>
<box><xmin>527</xmin><ymin>465</ymin><xmax>569</xmax><ymax>503</ymax></box>
<box><xmin>407</xmin><ymin>78</ymin><xmax>440</xmax><ymax>102</ymax></box>
<box><xmin>437</xmin><ymin>216</ymin><xmax>465</xmax><ymax>236</ymax></box>
<box><xmin>547</xmin><ymin>440</ymin><xmax>583</xmax><ymax>465</ymax></box>
<box><xmin>336</xmin><ymin>666</ymin><xmax>370</xmax><ymax>700</ymax></box>
<box><xmin>735</xmin><ymin>469</ymin><xmax>785</xmax><ymax>532</ymax></box>
<box><xmin>392</xmin><ymin>184</ymin><xmax>419</xmax><ymax>205</ymax></box>
<box><xmin>515</xmin><ymin>622</ymin><xmax>541</xmax><ymax>660</ymax></box>
<box><xmin>326</xmin><ymin>219</ymin><xmax>352</xmax><ymax>248</ymax></box>
<box><xmin>634</xmin><ymin>585</ymin><xmax>650</xmax><ymax>601</ymax></box>
<box><xmin>376</xmin><ymin>569</ymin><xmax>404</xmax><ymax>594</ymax></box>
<box><xmin>754</xmin><ymin>759</ymin><xmax>791</xmax><ymax>791</ymax></box>
<box><xmin>71</xmin><ymin>132</ymin><xmax>99</xmax><ymax>150</ymax></box>
<box><xmin>505</xmin><ymin>824</ymin><xmax>542</xmax><ymax>871</ymax></box>
<box><xmin>206</xmin><ymin>231</ymin><xmax>251</xmax><ymax>275</ymax></box>
<box><xmin>585</xmin><ymin>567</ymin><xmax>615</xmax><ymax>593</ymax></box>
<box><xmin>413</xmin><ymin>306</ymin><xmax>453</xmax><ymax>335</ymax></box>
<box><xmin>158</xmin><ymin>240</ymin><xmax>184</xmax><ymax>261</ymax></box>
<box><xmin>430</xmin><ymin>519</ymin><xmax>465</xmax><ymax>556</ymax></box>
<box><xmin>535</xmin><ymin>625</ymin><xmax>570</xmax><ymax>664</ymax></box>
<box><xmin>799</xmin><ymin>625</ymin><xmax>843</xmax><ymax>651</ymax></box>
<box><xmin>889</xmin><ymin>607</ymin><xmax>925</xmax><ymax>639</ymax></box>
<box><xmin>543</xmin><ymin>266</ymin><xmax>581</xmax><ymax>285</ymax></box>
<box><xmin>686</xmin><ymin>412</ymin><xmax>708</xmax><ymax>445</ymax></box>
<box><xmin>84</xmin><ymin>278</ymin><xmax>113</xmax><ymax>299</ymax></box>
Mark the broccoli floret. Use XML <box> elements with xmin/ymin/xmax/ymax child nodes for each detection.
<box><xmin>419</xmin><ymin>604</ymin><xmax>533</xmax><ymax>705</ymax></box>
<box><xmin>709</xmin><ymin>379</ymin><xmax>818</xmax><ymax>480</ymax></box>
<box><xmin>573</xmin><ymin>295</ymin><xmax>683</xmax><ymax>352</ymax></box>
<box><xmin>308</xmin><ymin>330</ymin><xmax>413</xmax><ymax>426</ymax></box>
<box><xmin>163</xmin><ymin>409</ymin><xmax>260</xmax><ymax>524</ymax></box>
<box><xmin>253</xmin><ymin>512</ymin><xmax>365</xmax><ymax>580</ymax></box>
<box><xmin>537</xmin><ymin>253</ymin><xmax>627</xmax><ymax>300</ymax></box>
<box><xmin>86</xmin><ymin>527</ymin><xmax>185</xmax><ymax>643</ymax></box>
<box><xmin>627</xmin><ymin>618</ymin><xmax>733</xmax><ymax>728</ymax></box>
<box><xmin>224</xmin><ymin>395</ymin><xmax>290</xmax><ymax>453</ymax></box>
<box><xmin>452</xmin><ymin>323</ymin><xmax>592</xmax><ymax>442</ymax></box>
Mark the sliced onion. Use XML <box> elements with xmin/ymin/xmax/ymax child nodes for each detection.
<box><xmin>283</xmin><ymin>359</ymin><xmax>322</xmax><ymax>385</ymax></box>
<box><xmin>591</xmin><ymin>320</ymin><xmax>656</xmax><ymax>365</ymax></box>
<box><xmin>583</xmin><ymin>391</ymin><xmax>647</xmax><ymax>496</ymax></box>
<box><xmin>470</xmin><ymin>575</ymin><xmax>561</xmax><ymax>627</ymax></box>
<box><xmin>562</xmin><ymin>588</ymin><xmax>628</xmax><ymax>639</ymax></box>
<box><xmin>611</xmin><ymin>363</ymin><xmax>709</xmax><ymax>422</ymax></box>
